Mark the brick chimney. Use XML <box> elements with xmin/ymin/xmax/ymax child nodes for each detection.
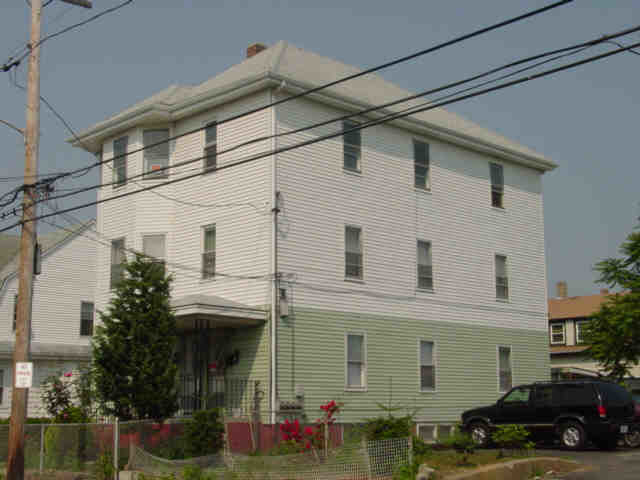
<box><xmin>246</xmin><ymin>43</ymin><xmax>267</xmax><ymax>58</ymax></box>
<box><xmin>556</xmin><ymin>281</ymin><xmax>568</xmax><ymax>298</ymax></box>
<box><xmin>600</xmin><ymin>288</ymin><xmax>609</xmax><ymax>295</ymax></box>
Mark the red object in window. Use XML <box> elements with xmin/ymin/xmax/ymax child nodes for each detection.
<box><xmin>598</xmin><ymin>405</ymin><xmax>607</xmax><ymax>418</ymax></box>
<box><xmin>152</xmin><ymin>165</ymin><xmax>162</xmax><ymax>171</ymax></box>
<box><xmin>208</xmin><ymin>362</ymin><xmax>218</xmax><ymax>371</ymax></box>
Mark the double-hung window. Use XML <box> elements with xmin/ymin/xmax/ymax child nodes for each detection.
<box><xmin>495</xmin><ymin>254</ymin><xmax>509</xmax><ymax>300</ymax></box>
<box><xmin>498</xmin><ymin>346</ymin><xmax>512</xmax><ymax>392</ymax></box>
<box><xmin>490</xmin><ymin>163</ymin><xmax>504</xmax><ymax>208</ymax></box>
<box><xmin>143</xmin><ymin>129</ymin><xmax>170</xmax><ymax>178</ymax></box>
<box><xmin>202</xmin><ymin>225</ymin><xmax>216</xmax><ymax>279</ymax></box>
<box><xmin>343</xmin><ymin>120</ymin><xmax>361</xmax><ymax>172</ymax></box>
<box><xmin>80</xmin><ymin>302</ymin><xmax>94</xmax><ymax>337</ymax></box>
<box><xmin>345</xmin><ymin>226</ymin><xmax>363</xmax><ymax>280</ymax></box>
<box><xmin>550</xmin><ymin>322</ymin><xmax>565</xmax><ymax>345</ymax></box>
<box><xmin>420</xmin><ymin>340</ymin><xmax>436</xmax><ymax>391</ymax></box>
<box><xmin>143</xmin><ymin>234</ymin><xmax>166</xmax><ymax>274</ymax></box>
<box><xmin>575</xmin><ymin>320</ymin><xmax>589</xmax><ymax>344</ymax></box>
<box><xmin>12</xmin><ymin>294</ymin><xmax>17</xmax><ymax>331</ymax></box>
<box><xmin>346</xmin><ymin>333</ymin><xmax>366</xmax><ymax>389</ymax></box>
<box><xmin>417</xmin><ymin>241</ymin><xmax>433</xmax><ymax>290</ymax></box>
<box><xmin>414</xmin><ymin>140</ymin><xmax>430</xmax><ymax>189</ymax></box>
<box><xmin>113</xmin><ymin>136</ymin><xmax>128</xmax><ymax>187</ymax></box>
<box><xmin>110</xmin><ymin>238</ymin><xmax>126</xmax><ymax>288</ymax></box>
<box><xmin>204</xmin><ymin>122</ymin><xmax>217</xmax><ymax>171</ymax></box>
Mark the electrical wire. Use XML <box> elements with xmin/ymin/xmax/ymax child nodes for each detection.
<box><xmin>3</xmin><ymin>37</ymin><xmax>639</xmax><ymax>234</ymax></box>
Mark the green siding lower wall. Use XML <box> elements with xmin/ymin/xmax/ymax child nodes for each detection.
<box><xmin>276</xmin><ymin>307</ymin><xmax>549</xmax><ymax>424</ymax></box>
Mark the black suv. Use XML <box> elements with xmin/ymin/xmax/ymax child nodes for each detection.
<box><xmin>461</xmin><ymin>380</ymin><xmax>635</xmax><ymax>450</ymax></box>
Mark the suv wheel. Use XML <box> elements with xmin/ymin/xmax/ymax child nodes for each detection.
<box><xmin>469</xmin><ymin>422</ymin><xmax>490</xmax><ymax>447</ymax></box>
<box><xmin>559</xmin><ymin>421</ymin><xmax>586</xmax><ymax>450</ymax></box>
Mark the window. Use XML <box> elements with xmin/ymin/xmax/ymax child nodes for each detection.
<box><xmin>110</xmin><ymin>238</ymin><xmax>126</xmax><ymax>288</ymax></box>
<box><xmin>503</xmin><ymin>386</ymin><xmax>531</xmax><ymax>404</ymax></box>
<box><xmin>204</xmin><ymin>122</ymin><xmax>217</xmax><ymax>171</ymax></box>
<box><xmin>346</xmin><ymin>333</ymin><xmax>366</xmax><ymax>389</ymax></box>
<box><xmin>0</xmin><ymin>370</ymin><xmax>3</xmax><ymax>405</ymax></box>
<box><xmin>143</xmin><ymin>234</ymin><xmax>166</xmax><ymax>274</ymax></box>
<box><xmin>495</xmin><ymin>254</ymin><xmax>509</xmax><ymax>300</ymax></box>
<box><xmin>345</xmin><ymin>226</ymin><xmax>363</xmax><ymax>279</ymax></box>
<box><xmin>113</xmin><ymin>136</ymin><xmax>128</xmax><ymax>187</ymax></box>
<box><xmin>343</xmin><ymin>120</ymin><xmax>361</xmax><ymax>171</ymax></box>
<box><xmin>143</xmin><ymin>129</ymin><xmax>170</xmax><ymax>178</ymax></box>
<box><xmin>202</xmin><ymin>225</ymin><xmax>216</xmax><ymax>279</ymax></box>
<box><xmin>575</xmin><ymin>320</ymin><xmax>588</xmax><ymax>344</ymax></box>
<box><xmin>490</xmin><ymin>163</ymin><xmax>504</xmax><ymax>208</ymax></box>
<box><xmin>418</xmin><ymin>424</ymin><xmax>436</xmax><ymax>443</ymax></box>
<box><xmin>498</xmin><ymin>346</ymin><xmax>512</xmax><ymax>392</ymax></box>
<box><xmin>417</xmin><ymin>241</ymin><xmax>433</xmax><ymax>290</ymax></box>
<box><xmin>420</xmin><ymin>340</ymin><xmax>436</xmax><ymax>391</ymax></box>
<box><xmin>80</xmin><ymin>302</ymin><xmax>94</xmax><ymax>336</ymax></box>
<box><xmin>414</xmin><ymin>140</ymin><xmax>430</xmax><ymax>189</ymax></box>
<box><xmin>550</xmin><ymin>322</ymin><xmax>565</xmax><ymax>345</ymax></box>
<box><xmin>12</xmin><ymin>294</ymin><xmax>17</xmax><ymax>331</ymax></box>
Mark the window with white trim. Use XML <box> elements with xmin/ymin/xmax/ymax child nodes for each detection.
<box><xmin>346</xmin><ymin>333</ymin><xmax>366</xmax><ymax>389</ymax></box>
<box><xmin>12</xmin><ymin>294</ymin><xmax>17</xmax><ymax>331</ymax></box>
<box><xmin>143</xmin><ymin>129</ymin><xmax>170</xmax><ymax>178</ymax></box>
<box><xmin>345</xmin><ymin>226</ymin><xmax>363</xmax><ymax>280</ymax></box>
<box><xmin>575</xmin><ymin>320</ymin><xmax>589</xmax><ymax>344</ymax></box>
<box><xmin>110</xmin><ymin>238</ymin><xmax>126</xmax><ymax>289</ymax></box>
<box><xmin>490</xmin><ymin>163</ymin><xmax>504</xmax><ymax>208</ymax></box>
<box><xmin>495</xmin><ymin>254</ymin><xmax>509</xmax><ymax>300</ymax></box>
<box><xmin>113</xmin><ymin>136</ymin><xmax>128</xmax><ymax>187</ymax></box>
<box><xmin>204</xmin><ymin>122</ymin><xmax>217</xmax><ymax>171</ymax></box>
<box><xmin>202</xmin><ymin>225</ymin><xmax>216</xmax><ymax>279</ymax></box>
<box><xmin>414</xmin><ymin>140</ymin><xmax>430</xmax><ymax>189</ymax></box>
<box><xmin>143</xmin><ymin>234</ymin><xmax>166</xmax><ymax>274</ymax></box>
<box><xmin>550</xmin><ymin>322</ymin><xmax>565</xmax><ymax>345</ymax></box>
<box><xmin>420</xmin><ymin>340</ymin><xmax>436</xmax><ymax>391</ymax></box>
<box><xmin>80</xmin><ymin>302</ymin><xmax>94</xmax><ymax>336</ymax></box>
<box><xmin>498</xmin><ymin>346</ymin><xmax>512</xmax><ymax>392</ymax></box>
<box><xmin>343</xmin><ymin>120</ymin><xmax>361</xmax><ymax>172</ymax></box>
<box><xmin>417</xmin><ymin>241</ymin><xmax>433</xmax><ymax>290</ymax></box>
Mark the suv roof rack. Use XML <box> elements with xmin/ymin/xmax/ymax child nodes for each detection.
<box><xmin>534</xmin><ymin>378</ymin><xmax>612</xmax><ymax>384</ymax></box>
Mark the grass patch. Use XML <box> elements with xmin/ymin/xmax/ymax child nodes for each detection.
<box><xmin>414</xmin><ymin>449</ymin><xmax>531</xmax><ymax>478</ymax></box>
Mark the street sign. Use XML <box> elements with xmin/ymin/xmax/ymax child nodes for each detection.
<box><xmin>15</xmin><ymin>362</ymin><xmax>33</xmax><ymax>388</ymax></box>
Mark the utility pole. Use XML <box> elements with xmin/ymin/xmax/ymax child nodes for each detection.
<box><xmin>7</xmin><ymin>2</ymin><xmax>91</xmax><ymax>480</ymax></box>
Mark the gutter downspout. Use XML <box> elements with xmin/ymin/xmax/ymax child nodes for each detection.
<box><xmin>270</xmin><ymin>89</ymin><xmax>279</xmax><ymax>424</ymax></box>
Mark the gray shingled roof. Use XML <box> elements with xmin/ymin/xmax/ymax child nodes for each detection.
<box><xmin>71</xmin><ymin>41</ymin><xmax>554</xmax><ymax>170</ymax></box>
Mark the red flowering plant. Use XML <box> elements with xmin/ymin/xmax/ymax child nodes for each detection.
<box><xmin>278</xmin><ymin>400</ymin><xmax>342</xmax><ymax>455</ymax></box>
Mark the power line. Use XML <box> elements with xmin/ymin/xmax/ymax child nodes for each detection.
<box><xmin>21</xmin><ymin>0</ymin><xmax>574</xmax><ymax>183</ymax></box>
<box><xmin>19</xmin><ymin>23</ymin><xmax>640</xmax><ymax>211</ymax></box>
<box><xmin>3</xmin><ymin>37</ymin><xmax>639</xmax><ymax>233</ymax></box>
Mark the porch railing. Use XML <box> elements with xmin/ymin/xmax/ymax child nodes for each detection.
<box><xmin>178</xmin><ymin>376</ymin><xmax>255</xmax><ymax>416</ymax></box>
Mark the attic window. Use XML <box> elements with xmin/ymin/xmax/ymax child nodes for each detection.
<box><xmin>144</xmin><ymin>129</ymin><xmax>170</xmax><ymax>178</ymax></box>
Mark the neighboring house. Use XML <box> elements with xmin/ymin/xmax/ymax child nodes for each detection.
<box><xmin>71</xmin><ymin>41</ymin><xmax>554</xmax><ymax>432</ymax></box>
<box><xmin>548</xmin><ymin>281</ymin><xmax>640</xmax><ymax>389</ymax></box>
<box><xmin>0</xmin><ymin>222</ymin><xmax>97</xmax><ymax>417</ymax></box>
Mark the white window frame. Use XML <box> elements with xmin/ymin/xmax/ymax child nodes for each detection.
<box><xmin>344</xmin><ymin>225</ymin><xmax>364</xmax><ymax>281</ymax></box>
<box><xmin>413</xmin><ymin>139</ymin><xmax>431</xmax><ymax>190</ymax></box>
<box><xmin>143</xmin><ymin>128</ymin><xmax>171</xmax><ymax>178</ymax></box>
<box><xmin>575</xmin><ymin>320</ymin><xmax>589</xmax><ymax>345</ymax></box>
<box><xmin>418</xmin><ymin>339</ymin><xmax>437</xmax><ymax>392</ymax></box>
<box><xmin>201</xmin><ymin>224</ymin><xmax>216</xmax><ymax>280</ymax></box>
<box><xmin>490</xmin><ymin>162</ymin><xmax>504</xmax><ymax>209</ymax></box>
<box><xmin>142</xmin><ymin>233</ymin><xmax>167</xmax><ymax>273</ymax></box>
<box><xmin>417</xmin><ymin>424</ymin><xmax>456</xmax><ymax>443</ymax></box>
<box><xmin>494</xmin><ymin>254</ymin><xmax>509</xmax><ymax>301</ymax></box>
<box><xmin>416</xmin><ymin>240</ymin><xmax>434</xmax><ymax>291</ymax></box>
<box><xmin>112</xmin><ymin>136</ymin><xmax>128</xmax><ymax>188</ymax></box>
<box><xmin>345</xmin><ymin>332</ymin><xmax>367</xmax><ymax>391</ymax></box>
<box><xmin>12</xmin><ymin>294</ymin><xmax>17</xmax><ymax>332</ymax></box>
<box><xmin>203</xmin><ymin>120</ymin><xmax>217</xmax><ymax>172</ymax></box>
<box><xmin>110</xmin><ymin>237</ymin><xmax>126</xmax><ymax>289</ymax></box>
<box><xmin>550</xmin><ymin>322</ymin><xmax>566</xmax><ymax>345</ymax></box>
<box><xmin>343</xmin><ymin>120</ymin><xmax>362</xmax><ymax>172</ymax></box>
<box><xmin>80</xmin><ymin>301</ymin><xmax>94</xmax><ymax>337</ymax></box>
<box><xmin>497</xmin><ymin>345</ymin><xmax>513</xmax><ymax>393</ymax></box>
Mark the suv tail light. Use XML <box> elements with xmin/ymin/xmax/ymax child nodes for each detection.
<box><xmin>598</xmin><ymin>405</ymin><xmax>607</xmax><ymax>418</ymax></box>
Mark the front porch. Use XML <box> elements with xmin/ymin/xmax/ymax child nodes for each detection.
<box><xmin>171</xmin><ymin>294</ymin><xmax>268</xmax><ymax>416</ymax></box>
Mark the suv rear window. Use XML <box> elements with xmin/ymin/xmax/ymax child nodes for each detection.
<box><xmin>554</xmin><ymin>383</ymin><xmax>597</xmax><ymax>406</ymax></box>
<box><xmin>598</xmin><ymin>383</ymin><xmax>632</xmax><ymax>406</ymax></box>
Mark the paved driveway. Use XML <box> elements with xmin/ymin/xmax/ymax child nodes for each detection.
<box><xmin>538</xmin><ymin>447</ymin><xmax>640</xmax><ymax>479</ymax></box>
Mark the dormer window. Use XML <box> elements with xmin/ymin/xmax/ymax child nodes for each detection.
<box><xmin>144</xmin><ymin>129</ymin><xmax>170</xmax><ymax>178</ymax></box>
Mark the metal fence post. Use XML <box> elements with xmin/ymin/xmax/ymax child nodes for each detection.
<box><xmin>39</xmin><ymin>423</ymin><xmax>44</xmax><ymax>473</ymax></box>
<box><xmin>113</xmin><ymin>418</ymin><xmax>119</xmax><ymax>480</ymax></box>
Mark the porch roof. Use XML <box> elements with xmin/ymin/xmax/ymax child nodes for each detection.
<box><xmin>171</xmin><ymin>294</ymin><xmax>267</xmax><ymax>327</ymax></box>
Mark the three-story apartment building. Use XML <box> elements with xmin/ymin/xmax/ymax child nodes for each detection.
<box><xmin>72</xmin><ymin>42</ymin><xmax>555</xmax><ymax>430</ymax></box>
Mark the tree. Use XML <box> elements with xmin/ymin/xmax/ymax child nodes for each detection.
<box><xmin>585</xmin><ymin>227</ymin><xmax>640</xmax><ymax>382</ymax></box>
<box><xmin>92</xmin><ymin>255</ymin><xmax>178</xmax><ymax>420</ymax></box>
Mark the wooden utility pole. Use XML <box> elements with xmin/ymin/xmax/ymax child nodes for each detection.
<box><xmin>7</xmin><ymin>2</ymin><xmax>91</xmax><ymax>479</ymax></box>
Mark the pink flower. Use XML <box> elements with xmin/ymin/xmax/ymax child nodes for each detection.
<box><xmin>63</xmin><ymin>372</ymin><xmax>72</xmax><ymax>378</ymax></box>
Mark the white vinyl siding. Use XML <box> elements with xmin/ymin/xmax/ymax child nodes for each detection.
<box><xmin>143</xmin><ymin>129</ymin><xmax>170</xmax><ymax>178</ymax></box>
<box><xmin>498</xmin><ymin>346</ymin><xmax>512</xmax><ymax>392</ymax></box>
<box><xmin>550</xmin><ymin>322</ymin><xmax>565</xmax><ymax>345</ymax></box>
<box><xmin>346</xmin><ymin>333</ymin><xmax>366</xmax><ymax>390</ymax></box>
<box><xmin>490</xmin><ymin>162</ymin><xmax>504</xmax><ymax>208</ymax></box>
<box><xmin>204</xmin><ymin>122</ymin><xmax>217</xmax><ymax>171</ymax></box>
<box><xmin>110</xmin><ymin>238</ymin><xmax>126</xmax><ymax>289</ymax></box>
<box><xmin>414</xmin><ymin>140</ymin><xmax>430</xmax><ymax>190</ymax></box>
<box><xmin>345</xmin><ymin>226</ymin><xmax>363</xmax><ymax>280</ymax></box>
<box><xmin>417</xmin><ymin>240</ymin><xmax>433</xmax><ymax>290</ymax></box>
<box><xmin>113</xmin><ymin>136</ymin><xmax>128</xmax><ymax>187</ymax></box>
<box><xmin>80</xmin><ymin>301</ymin><xmax>94</xmax><ymax>337</ymax></box>
<box><xmin>420</xmin><ymin>340</ymin><xmax>436</xmax><ymax>391</ymax></box>
<box><xmin>343</xmin><ymin>120</ymin><xmax>361</xmax><ymax>172</ymax></box>
<box><xmin>202</xmin><ymin>225</ymin><xmax>216</xmax><ymax>279</ymax></box>
<box><xmin>142</xmin><ymin>234</ymin><xmax>166</xmax><ymax>273</ymax></box>
<box><xmin>495</xmin><ymin>254</ymin><xmax>509</xmax><ymax>300</ymax></box>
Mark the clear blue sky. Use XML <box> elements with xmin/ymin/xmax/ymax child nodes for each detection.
<box><xmin>1</xmin><ymin>0</ymin><xmax>639</xmax><ymax>297</ymax></box>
